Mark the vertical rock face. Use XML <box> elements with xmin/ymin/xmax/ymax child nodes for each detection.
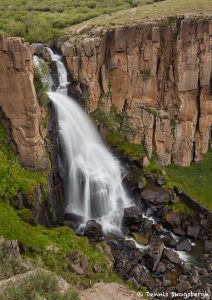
<box><xmin>0</xmin><ymin>36</ymin><xmax>48</xmax><ymax>170</ymax></box>
<box><xmin>61</xmin><ymin>15</ymin><xmax>212</xmax><ymax>166</ymax></box>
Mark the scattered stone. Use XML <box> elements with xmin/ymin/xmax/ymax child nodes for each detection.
<box><xmin>187</xmin><ymin>226</ymin><xmax>200</xmax><ymax>239</ymax></box>
<box><xmin>144</xmin><ymin>240</ymin><xmax>164</xmax><ymax>271</ymax></box>
<box><xmin>173</xmin><ymin>227</ymin><xmax>186</xmax><ymax>237</ymax></box>
<box><xmin>204</xmin><ymin>240</ymin><xmax>212</xmax><ymax>253</ymax></box>
<box><xmin>176</xmin><ymin>239</ymin><xmax>192</xmax><ymax>252</ymax></box>
<box><xmin>68</xmin><ymin>263</ymin><xmax>84</xmax><ymax>275</ymax></box>
<box><xmin>76</xmin><ymin>25</ymin><xmax>89</xmax><ymax>35</ymax></box>
<box><xmin>132</xmin><ymin>232</ymin><xmax>149</xmax><ymax>245</ymax></box>
<box><xmin>84</xmin><ymin>220</ymin><xmax>104</xmax><ymax>242</ymax></box>
<box><xmin>45</xmin><ymin>244</ymin><xmax>59</xmax><ymax>253</ymax></box>
<box><xmin>162</xmin><ymin>211</ymin><xmax>180</xmax><ymax>229</ymax></box>
<box><xmin>93</xmin><ymin>264</ymin><xmax>102</xmax><ymax>273</ymax></box>
<box><xmin>156</xmin><ymin>262</ymin><xmax>166</xmax><ymax>273</ymax></box>
<box><xmin>162</xmin><ymin>248</ymin><xmax>181</xmax><ymax>264</ymax></box>
<box><xmin>156</xmin><ymin>176</ymin><xmax>166</xmax><ymax>186</ymax></box>
<box><xmin>176</xmin><ymin>281</ymin><xmax>191</xmax><ymax>292</ymax></box>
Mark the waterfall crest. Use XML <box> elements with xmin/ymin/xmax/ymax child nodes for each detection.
<box><xmin>47</xmin><ymin>49</ymin><xmax>131</xmax><ymax>235</ymax></box>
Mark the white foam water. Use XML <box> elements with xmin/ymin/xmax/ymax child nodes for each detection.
<box><xmin>47</xmin><ymin>50</ymin><xmax>131</xmax><ymax>235</ymax></box>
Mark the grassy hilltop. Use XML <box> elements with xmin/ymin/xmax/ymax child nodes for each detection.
<box><xmin>0</xmin><ymin>0</ymin><xmax>211</xmax><ymax>42</ymax></box>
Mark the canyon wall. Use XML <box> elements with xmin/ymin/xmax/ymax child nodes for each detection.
<box><xmin>0</xmin><ymin>36</ymin><xmax>48</xmax><ymax>170</ymax></box>
<box><xmin>61</xmin><ymin>15</ymin><xmax>212</xmax><ymax>166</ymax></box>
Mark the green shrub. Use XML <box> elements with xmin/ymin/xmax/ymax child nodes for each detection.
<box><xmin>1</xmin><ymin>272</ymin><xmax>79</xmax><ymax>300</ymax></box>
<box><xmin>18</xmin><ymin>208</ymin><xmax>34</xmax><ymax>224</ymax></box>
<box><xmin>141</xmin><ymin>69</ymin><xmax>151</xmax><ymax>81</ymax></box>
<box><xmin>34</xmin><ymin>61</ymin><xmax>49</xmax><ymax>107</ymax></box>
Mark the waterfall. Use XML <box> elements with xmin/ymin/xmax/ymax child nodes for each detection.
<box><xmin>47</xmin><ymin>49</ymin><xmax>131</xmax><ymax>235</ymax></box>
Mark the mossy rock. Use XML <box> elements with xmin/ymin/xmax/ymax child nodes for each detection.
<box><xmin>18</xmin><ymin>209</ymin><xmax>35</xmax><ymax>225</ymax></box>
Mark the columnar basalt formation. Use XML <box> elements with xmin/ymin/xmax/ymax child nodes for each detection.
<box><xmin>61</xmin><ymin>15</ymin><xmax>212</xmax><ymax>166</ymax></box>
<box><xmin>0</xmin><ymin>36</ymin><xmax>48</xmax><ymax>170</ymax></box>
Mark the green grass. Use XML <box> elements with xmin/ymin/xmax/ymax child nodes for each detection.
<box><xmin>105</xmin><ymin>133</ymin><xmax>145</xmax><ymax>159</ymax></box>
<box><xmin>0</xmin><ymin>201</ymin><xmax>122</xmax><ymax>289</ymax></box>
<box><xmin>1</xmin><ymin>272</ymin><xmax>79</xmax><ymax>300</ymax></box>
<box><xmin>0</xmin><ymin>0</ymin><xmax>165</xmax><ymax>43</ymax></box>
<box><xmin>65</xmin><ymin>0</ymin><xmax>212</xmax><ymax>35</ymax></box>
<box><xmin>0</xmin><ymin>124</ymin><xmax>47</xmax><ymax>202</ymax></box>
<box><xmin>165</xmin><ymin>150</ymin><xmax>212</xmax><ymax>211</ymax></box>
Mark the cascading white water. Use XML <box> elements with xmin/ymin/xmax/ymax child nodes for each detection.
<box><xmin>47</xmin><ymin>49</ymin><xmax>131</xmax><ymax>235</ymax></box>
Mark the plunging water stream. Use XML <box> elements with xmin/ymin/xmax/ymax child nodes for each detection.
<box><xmin>47</xmin><ymin>49</ymin><xmax>131</xmax><ymax>235</ymax></box>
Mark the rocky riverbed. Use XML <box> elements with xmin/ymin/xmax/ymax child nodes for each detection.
<box><xmin>77</xmin><ymin>157</ymin><xmax>212</xmax><ymax>300</ymax></box>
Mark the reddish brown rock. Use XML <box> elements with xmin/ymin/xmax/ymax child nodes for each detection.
<box><xmin>61</xmin><ymin>16</ymin><xmax>212</xmax><ymax>166</ymax></box>
<box><xmin>0</xmin><ymin>36</ymin><xmax>48</xmax><ymax>170</ymax></box>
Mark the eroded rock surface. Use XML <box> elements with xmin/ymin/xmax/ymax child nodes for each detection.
<box><xmin>61</xmin><ymin>15</ymin><xmax>212</xmax><ymax>166</ymax></box>
<box><xmin>0</xmin><ymin>36</ymin><xmax>48</xmax><ymax>170</ymax></box>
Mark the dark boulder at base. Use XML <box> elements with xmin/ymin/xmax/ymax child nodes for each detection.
<box><xmin>176</xmin><ymin>281</ymin><xmax>191</xmax><ymax>292</ymax></box>
<box><xmin>162</xmin><ymin>233</ymin><xmax>178</xmax><ymax>247</ymax></box>
<box><xmin>187</xmin><ymin>225</ymin><xmax>200</xmax><ymax>239</ymax></box>
<box><xmin>176</xmin><ymin>239</ymin><xmax>192</xmax><ymax>252</ymax></box>
<box><xmin>144</xmin><ymin>240</ymin><xmax>164</xmax><ymax>271</ymax></box>
<box><xmin>204</xmin><ymin>240</ymin><xmax>212</xmax><ymax>253</ymax></box>
<box><xmin>162</xmin><ymin>211</ymin><xmax>180</xmax><ymax>229</ymax></box>
<box><xmin>122</xmin><ymin>206</ymin><xmax>142</xmax><ymax>227</ymax></box>
<box><xmin>84</xmin><ymin>220</ymin><xmax>104</xmax><ymax>243</ymax></box>
<box><xmin>162</xmin><ymin>248</ymin><xmax>181</xmax><ymax>264</ymax></box>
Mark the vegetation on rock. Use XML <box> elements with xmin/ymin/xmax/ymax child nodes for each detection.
<box><xmin>34</xmin><ymin>60</ymin><xmax>49</xmax><ymax>107</ymax></box>
<box><xmin>0</xmin><ymin>124</ymin><xmax>47</xmax><ymax>202</ymax></box>
<box><xmin>165</xmin><ymin>150</ymin><xmax>212</xmax><ymax>211</ymax></box>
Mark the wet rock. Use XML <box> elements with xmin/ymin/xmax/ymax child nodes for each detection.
<box><xmin>156</xmin><ymin>176</ymin><xmax>166</xmax><ymax>186</ymax></box>
<box><xmin>176</xmin><ymin>239</ymin><xmax>192</xmax><ymax>252</ymax></box>
<box><xmin>187</xmin><ymin>225</ymin><xmax>200</xmax><ymax>239</ymax></box>
<box><xmin>156</xmin><ymin>262</ymin><xmax>166</xmax><ymax>273</ymax></box>
<box><xmin>142</xmin><ymin>218</ymin><xmax>153</xmax><ymax>231</ymax></box>
<box><xmin>129</xmin><ymin>265</ymin><xmax>146</xmax><ymax>283</ymax></box>
<box><xmin>84</xmin><ymin>220</ymin><xmax>104</xmax><ymax>243</ymax></box>
<box><xmin>162</xmin><ymin>248</ymin><xmax>181</xmax><ymax>264</ymax></box>
<box><xmin>141</xmin><ymin>189</ymin><xmax>169</xmax><ymax>205</ymax></box>
<box><xmin>144</xmin><ymin>240</ymin><xmax>164</xmax><ymax>271</ymax></box>
<box><xmin>204</xmin><ymin>240</ymin><xmax>212</xmax><ymax>253</ymax></box>
<box><xmin>162</xmin><ymin>211</ymin><xmax>180</xmax><ymax>229</ymax></box>
<box><xmin>68</xmin><ymin>263</ymin><xmax>84</xmax><ymax>275</ymax></box>
<box><xmin>132</xmin><ymin>232</ymin><xmax>149</xmax><ymax>246</ymax></box>
<box><xmin>173</xmin><ymin>227</ymin><xmax>186</xmax><ymax>237</ymax></box>
<box><xmin>122</xmin><ymin>206</ymin><xmax>142</xmax><ymax>227</ymax></box>
<box><xmin>176</xmin><ymin>281</ymin><xmax>191</xmax><ymax>292</ymax></box>
<box><xmin>162</xmin><ymin>233</ymin><xmax>178</xmax><ymax>247</ymax></box>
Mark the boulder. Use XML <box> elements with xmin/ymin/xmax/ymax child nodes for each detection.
<box><xmin>144</xmin><ymin>240</ymin><xmax>164</xmax><ymax>271</ymax></box>
<box><xmin>162</xmin><ymin>233</ymin><xmax>178</xmax><ymax>247</ymax></box>
<box><xmin>162</xmin><ymin>248</ymin><xmax>181</xmax><ymax>264</ymax></box>
<box><xmin>176</xmin><ymin>281</ymin><xmax>191</xmax><ymax>292</ymax></box>
<box><xmin>122</xmin><ymin>206</ymin><xmax>142</xmax><ymax>227</ymax></box>
<box><xmin>162</xmin><ymin>211</ymin><xmax>180</xmax><ymax>229</ymax></box>
<box><xmin>68</xmin><ymin>263</ymin><xmax>84</xmax><ymax>275</ymax></box>
<box><xmin>141</xmin><ymin>189</ymin><xmax>169</xmax><ymax>205</ymax></box>
<box><xmin>187</xmin><ymin>225</ymin><xmax>200</xmax><ymax>239</ymax></box>
<box><xmin>176</xmin><ymin>239</ymin><xmax>192</xmax><ymax>252</ymax></box>
<box><xmin>84</xmin><ymin>220</ymin><xmax>104</xmax><ymax>243</ymax></box>
<box><xmin>173</xmin><ymin>227</ymin><xmax>186</xmax><ymax>237</ymax></box>
<box><xmin>204</xmin><ymin>240</ymin><xmax>212</xmax><ymax>253</ymax></box>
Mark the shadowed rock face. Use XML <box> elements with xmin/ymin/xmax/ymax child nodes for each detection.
<box><xmin>0</xmin><ymin>36</ymin><xmax>48</xmax><ymax>170</ymax></box>
<box><xmin>61</xmin><ymin>15</ymin><xmax>212</xmax><ymax>167</ymax></box>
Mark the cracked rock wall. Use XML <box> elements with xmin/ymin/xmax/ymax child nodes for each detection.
<box><xmin>61</xmin><ymin>16</ymin><xmax>212</xmax><ymax>166</ymax></box>
<box><xmin>0</xmin><ymin>36</ymin><xmax>48</xmax><ymax>170</ymax></box>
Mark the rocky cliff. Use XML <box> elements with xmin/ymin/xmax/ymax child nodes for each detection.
<box><xmin>61</xmin><ymin>15</ymin><xmax>212</xmax><ymax>166</ymax></box>
<box><xmin>0</xmin><ymin>36</ymin><xmax>48</xmax><ymax>170</ymax></box>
